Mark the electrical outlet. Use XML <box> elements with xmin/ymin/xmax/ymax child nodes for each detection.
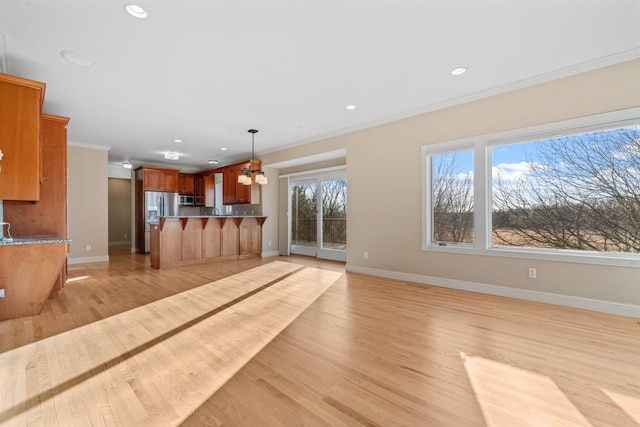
<box><xmin>268</xmin><ymin>241</ymin><xmax>272</xmax><ymax>247</ymax></box>
<box><xmin>528</xmin><ymin>267</ymin><xmax>537</xmax><ymax>279</ymax></box>
<box><xmin>364</xmin><ymin>251</ymin><xmax>369</xmax><ymax>259</ymax></box>
<box><xmin>86</xmin><ymin>244</ymin><xmax>91</xmax><ymax>251</ymax></box>
<box><xmin>124</xmin><ymin>233</ymin><xmax>128</xmax><ymax>238</ymax></box>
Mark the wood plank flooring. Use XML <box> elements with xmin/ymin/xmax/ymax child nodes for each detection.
<box><xmin>2</xmin><ymin>247</ymin><xmax>640</xmax><ymax>426</ymax></box>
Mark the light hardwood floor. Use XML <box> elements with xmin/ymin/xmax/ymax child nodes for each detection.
<box><xmin>1</xmin><ymin>247</ymin><xmax>640</xmax><ymax>426</ymax></box>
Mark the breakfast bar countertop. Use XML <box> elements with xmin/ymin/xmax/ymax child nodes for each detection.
<box><xmin>0</xmin><ymin>236</ymin><xmax>70</xmax><ymax>246</ymax></box>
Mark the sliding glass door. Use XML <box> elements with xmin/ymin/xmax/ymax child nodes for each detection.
<box><xmin>290</xmin><ymin>172</ymin><xmax>347</xmax><ymax>261</ymax></box>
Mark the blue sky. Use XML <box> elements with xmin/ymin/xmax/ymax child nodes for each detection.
<box><xmin>443</xmin><ymin>125</ymin><xmax>640</xmax><ymax>185</ymax></box>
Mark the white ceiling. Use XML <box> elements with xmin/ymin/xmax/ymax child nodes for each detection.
<box><xmin>1</xmin><ymin>0</ymin><xmax>639</xmax><ymax>171</ymax></box>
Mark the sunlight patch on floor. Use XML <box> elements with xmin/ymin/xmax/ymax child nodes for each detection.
<box><xmin>460</xmin><ymin>352</ymin><xmax>591</xmax><ymax>427</ymax></box>
<box><xmin>601</xmin><ymin>388</ymin><xmax>640</xmax><ymax>423</ymax></box>
<box><xmin>0</xmin><ymin>261</ymin><xmax>341</xmax><ymax>425</ymax></box>
<box><xmin>64</xmin><ymin>275</ymin><xmax>90</xmax><ymax>283</ymax></box>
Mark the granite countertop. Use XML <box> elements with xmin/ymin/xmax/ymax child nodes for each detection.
<box><xmin>0</xmin><ymin>236</ymin><xmax>71</xmax><ymax>246</ymax></box>
<box><xmin>161</xmin><ymin>215</ymin><xmax>266</xmax><ymax>219</ymax></box>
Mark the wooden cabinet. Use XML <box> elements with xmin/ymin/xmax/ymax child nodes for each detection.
<box><xmin>194</xmin><ymin>173</ymin><xmax>205</xmax><ymax>206</ymax></box>
<box><xmin>221</xmin><ymin>161</ymin><xmax>262</xmax><ymax>205</ymax></box>
<box><xmin>178</xmin><ymin>173</ymin><xmax>194</xmax><ymax>195</ymax></box>
<box><xmin>4</xmin><ymin>114</ymin><xmax>69</xmax><ymax>237</ymax></box>
<box><xmin>138</xmin><ymin>166</ymin><xmax>179</xmax><ymax>192</ymax></box>
<box><xmin>239</xmin><ymin>217</ymin><xmax>263</xmax><ymax>259</ymax></box>
<box><xmin>222</xmin><ymin>166</ymin><xmax>238</xmax><ymax>205</ymax></box>
<box><xmin>204</xmin><ymin>172</ymin><xmax>215</xmax><ymax>207</ymax></box>
<box><xmin>0</xmin><ymin>73</ymin><xmax>46</xmax><ymax>201</ymax></box>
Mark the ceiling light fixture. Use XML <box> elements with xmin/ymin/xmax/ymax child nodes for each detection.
<box><xmin>451</xmin><ymin>67</ymin><xmax>467</xmax><ymax>76</ymax></box>
<box><xmin>125</xmin><ymin>4</ymin><xmax>148</xmax><ymax>19</ymax></box>
<box><xmin>346</xmin><ymin>105</ymin><xmax>357</xmax><ymax>110</ymax></box>
<box><xmin>238</xmin><ymin>129</ymin><xmax>267</xmax><ymax>185</ymax></box>
<box><xmin>60</xmin><ymin>50</ymin><xmax>95</xmax><ymax>66</ymax></box>
<box><xmin>164</xmin><ymin>152</ymin><xmax>179</xmax><ymax>160</ymax></box>
<box><xmin>122</xmin><ymin>161</ymin><xmax>132</xmax><ymax>169</ymax></box>
<box><xmin>220</xmin><ymin>147</ymin><xmax>227</xmax><ymax>151</ymax></box>
<box><xmin>173</xmin><ymin>139</ymin><xmax>182</xmax><ymax>143</ymax></box>
<box><xmin>208</xmin><ymin>159</ymin><xmax>220</xmax><ymax>165</ymax></box>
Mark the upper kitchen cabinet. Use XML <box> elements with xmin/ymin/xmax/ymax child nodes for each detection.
<box><xmin>204</xmin><ymin>172</ymin><xmax>216</xmax><ymax>207</ymax></box>
<box><xmin>0</xmin><ymin>73</ymin><xmax>46</xmax><ymax>201</ymax></box>
<box><xmin>194</xmin><ymin>173</ymin><xmax>205</xmax><ymax>206</ymax></box>
<box><xmin>178</xmin><ymin>173</ymin><xmax>195</xmax><ymax>195</ymax></box>
<box><xmin>137</xmin><ymin>166</ymin><xmax>179</xmax><ymax>192</ymax></box>
<box><xmin>3</xmin><ymin>114</ymin><xmax>69</xmax><ymax>237</ymax></box>
<box><xmin>222</xmin><ymin>160</ymin><xmax>261</xmax><ymax>205</ymax></box>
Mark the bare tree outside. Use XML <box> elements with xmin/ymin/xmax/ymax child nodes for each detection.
<box><xmin>291</xmin><ymin>183</ymin><xmax>317</xmax><ymax>246</ymax></box>
<box><xmin>431</xmin><ymin>150</ymin><xmax>474</xmax><ymax>243</ymax></box>
<box><xmin>492</xmin><ymin>126</ymin><xmax>640</xmax><ymax>253</ymax></box>
<box><xmin>321</xmin><ymin>179</ymin><xmax>347</xmax><ymax>249</ymax></box>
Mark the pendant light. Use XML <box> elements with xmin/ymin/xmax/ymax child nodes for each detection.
<box><xmin>238</xmin><ymin>129</ymin><xmax>268</xmax><ymax>185</ymax></box>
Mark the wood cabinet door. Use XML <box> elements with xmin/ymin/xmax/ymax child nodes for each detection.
<box><xmin>204</xmin><ymin>173</ymin><xmax>215</xmax><ymax>207</ymax></box>
<box><xmin>183</xmin><ymin>174</ymin><xmax>195</xmax><ymax>195</ymax></box>
<box><xmin>223</xmin><ymin>168</ymin><xmax>236</xmax><ymax>205</ymax></box>
<box><xmin>163</xmin><ymin>170</ymin><xmax>179</xmax><ymax>192</ymax></box>
<box><xmin>0</xmin><ymin>75</ymin><xmax>45</xmax><ymax>201</ymax></box>
<box><xmin>143</xmin><ymin>169</ymin><xmax>164</xmax><ymax>191</ymax></box>
<box><xmin>194</xmin><ymin>173</ymin><xmax>205</xmax><ymax>205</ymax></box>
<box><xmin>3</xmin><ymin>114</ymin><xmax>69</xmax><ymax>236</ymax></box>
<box><xmin>178</xmin><ymin>174</ymin><xmax>185</xmax><ymax>193</ymax></box>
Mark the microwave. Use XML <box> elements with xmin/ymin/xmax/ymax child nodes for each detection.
<box><xmin>179</xmin><ymin>194</ymin><xmax>194</xmax><ymax>205</ymax></box>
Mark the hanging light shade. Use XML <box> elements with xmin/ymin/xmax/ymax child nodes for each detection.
<box><xmin>238</xmin><ymin>129</ymin><xmax>268</xmax><ymax>185</ymax></box>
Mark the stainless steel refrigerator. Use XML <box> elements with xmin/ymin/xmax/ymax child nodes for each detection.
<box><xmin>144</xmin><ymin>191</ymin><xmax>179</xmax><ymax>253</ymax></box>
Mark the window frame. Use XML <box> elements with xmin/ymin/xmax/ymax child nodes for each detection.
<box><xmin>422</xmin><ymin>107</ymin><xmax>640</xmax><ymax>268</ymax></box>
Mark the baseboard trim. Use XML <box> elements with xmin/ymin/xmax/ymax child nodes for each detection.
<box><xmin>261</xmin><ymin>250</ymin><xmax>280</xmax><ymax>258</ymax></box>
<box><xmin>108</xmin><ymin>241</ymin><xmax>131</xmax><ymax>247</ymax></box>
<box><xmin>346</xmin><ymin>264</ymin><xmax>640</xmax><ymax>319</ymax></box>
<box><xmin>68</xmin><ymin>255</ymin><xmax>110</xmax><ymax>265</ymax></box>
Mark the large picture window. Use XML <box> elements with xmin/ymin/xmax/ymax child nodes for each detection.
<box><xmin>422</xmin><ymin>108</ymin><xmax>640</xmax><ymax>267</ymax></box>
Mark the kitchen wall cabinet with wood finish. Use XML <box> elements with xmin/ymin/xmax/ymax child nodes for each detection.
<box><xmin>194</xmin><ymin>173</ymin><xmax>205</xmax><ymax>206</ymax></box>
<box><xmin>204</xmin><ymin>172</ymin><xmax>216</xmax><ymax>207</ymax></box>
<box><xmin>221</xmin><ymin>160</ymin><xmax>262</xmax><ymax>205</ymax></box>
<box><xmin>0</xmin><ymin>72</ymin><xmax>46</xmax><ymax>201</ymax></box>
<box><xmin>138</xmin><ymin>166</ymin><xmax>179</xmax><ymax>192</ymax></box>
<box><xmin>178</xmin><ymin>173</ymin><xmax>195</xmax><ymax>195</ymax></box>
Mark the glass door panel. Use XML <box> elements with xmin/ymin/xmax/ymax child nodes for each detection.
<box><xmin>318</xmin><ymin>178</ymin><xmax>347</xmax><ymax>261</ymax></box>
<box><xmin>290</xmin><ymin>180</ymin><xmax>317</xmax><ymax>256</ymax></box>
<box><xmin>290</xmin><ymin>173</ymin><xmax>347</xmax><ymax>262</ymax></box>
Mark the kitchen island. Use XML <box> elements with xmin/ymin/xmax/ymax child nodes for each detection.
<box><xmin>150</xmin><ymin>216</ymin><xmax>266</xmax><ymax>269</ymax></box>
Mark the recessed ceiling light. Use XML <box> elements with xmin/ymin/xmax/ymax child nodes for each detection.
<box><xmin>122</xmin><ymin>161</ymin><xmax>132</xmax><ymax>169</ymax></box>
<box><xmin>164</xmin><ymin>152</ymin><xmax>179</xmax><ymax>160</ymax></box>
<box><xmin>346</xmin><ymin>105</ymin><xmax>357</xmax><ymax>110</ymax></box>
<box><xmin>451</xmin><ymin>67</ymin><xmax>467</xmax><ymax>76</ymax></box>
<box><xmin>208</xmin><ymin>159</ymin><xmax>220</xmax><ymax>164</ymax></box>
<box><xmin>125</xmin><ymin>4</ymin><xmax>148</xmax><ymax>19</ymax></box>
<box><xmin>60</xmin><ymin>50</ymin><xmax>95</xmax><ymax>66</ymax></box>
<box><xmin>220</xmin><ymin>147</ymin><xmax>227</xmax><ymax>151</ymax></box>
<box><xmin>173</xmin><ymin>139</ymin><xmax>182</xmax><ymax>143</ymax></box>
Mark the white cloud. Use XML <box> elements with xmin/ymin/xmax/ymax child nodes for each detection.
<box><xmin>455</xmin><ymin>170</ymin><xmax>474</xmax><ymax>181</ymax></box>
<box><xmin>492</xmin><ymin>161</ymin><xmax>535</xmax><ymax>182</ymax></box>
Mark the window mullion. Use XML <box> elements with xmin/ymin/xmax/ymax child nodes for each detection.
<box><xmin>474</xmin><ymin>140</ymin><xmax>487</xmax><ymax>250</ymax></box>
